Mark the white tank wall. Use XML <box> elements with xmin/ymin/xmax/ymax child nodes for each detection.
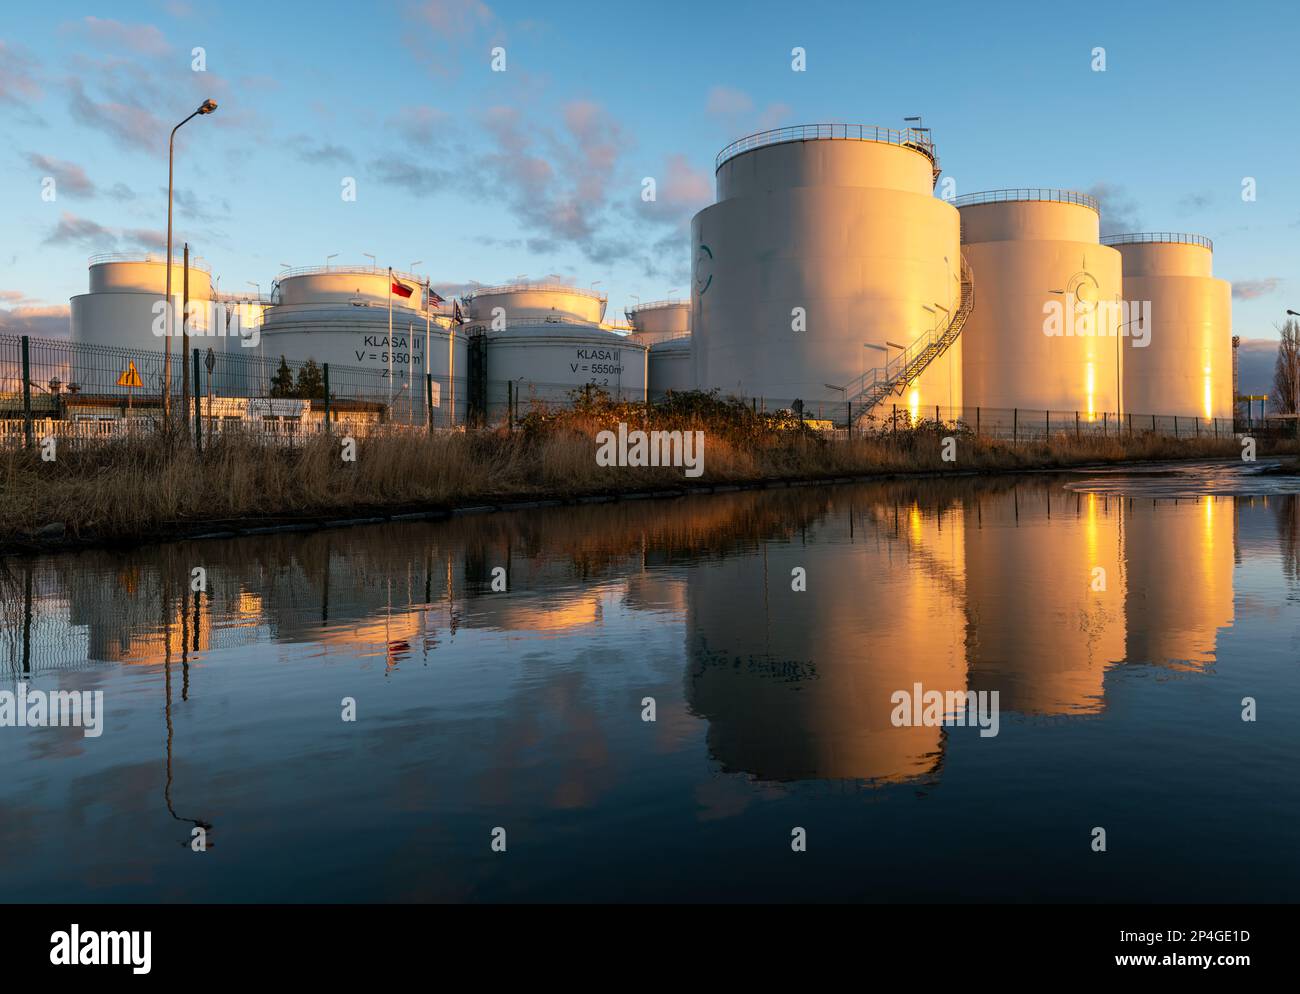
<box><xmin>959</xmin><ymin>198</ymin><xmax>1122</xmax><ymax>416</ymax></box>
<box><xmin>468</xmin><ymin>286</ymin><xmax>606</xmax><ymax>326</ymax></box>
<box><xmin>692</xmin><ymin>135</ymin><xmax>963</xmax><ymax>412</ymax></box>
<box><xmin>88</xmin><ymin>259</ymin><xmax>212</xmax><ymax>298</ymax></box>
<box><xmin>628</xmin><ymin>301</ymin><xmax>690</xmax><ymax>345</ymax></box>
<box><xmin>648</xmin><ymin>338</ymin><xmax>693</xmax><ymax>395</ymax></box>
<box><xmin>259</xmin><ymin>307</ymin><xmax>468</xmax><ymax>421</ymax></box>
<box><xmin>72</xmin><ymin>260</ymin><xmax>215</xmax><ymax>351</ymax></box>
<box><xmin>1113</xmin><ymin>239</ymin><xmax>1232</xmax><ymax>419</ymax></box>
<box><xmin>486</xmin><ymin>326</ymin><xmax>646</xmax><ymax>410</ymax></box>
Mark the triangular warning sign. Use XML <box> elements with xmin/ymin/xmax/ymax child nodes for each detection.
<box><xmin>116</xmin><ymin>361</ymin><xmax>142</xmax><ymax>388</ymax></box>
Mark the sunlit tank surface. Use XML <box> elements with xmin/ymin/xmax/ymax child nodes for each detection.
<box><xmin>626</xmin><ymin>299</ymin><xmax>690</xmax><ymax>346</ymax></box>
<box><xmin>958</xmin><ymin>191</ymin><xmax>1122</xmax><ymax>417</ymax></box>
<box><xmin>466</xmin><ymin>282</ymin><xmax>607</xmax><ymax>326</ymax></box>
<box><xmin>686</xmin><ymin>491</ymin><xmax>968</xmax><ymax>783</ymax></box>
<box><xmin>960</xmin><ymin>485</ymin><xmax>1125</xmax><ymax>715</ymax></box>
<box><xmin>71</xmin><ymin>254</ymin><xmax>215</xmax><ymax>350</ymax></box>
<box><xmin>1105</xmin><ymin>233</ymin><xmax>1233</xmax><ymax>419</ymax></box>
<box><xmin>258</xmin><ymin>266</ymin><xmax>466</xmax><ymax>422</ymax></box>
<box><xmin>481</xmin><ymin>324</ymin><xmax>646</xmax><ymax>411</ymax></box>
<box><xmin>647</xmin><ymin>336</ymin><xmax>692</xmax><ymax>396</ymax></box>
<box><xmin>692</xmin><ymin>125</ymin><xmax>962</xmax><ymax>412</ymax></box>
<box><xmin>1123</xmin><ymin>495</ymin><xmax>1235</xmax><ymax>670</ymax></box>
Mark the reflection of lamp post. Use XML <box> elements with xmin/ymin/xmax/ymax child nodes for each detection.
<box><xmin>164</xmin><ymin>98</ymin><xmax>218</xmax><ymax>422</ymax></box>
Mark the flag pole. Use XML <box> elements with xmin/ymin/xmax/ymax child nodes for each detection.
<box><xmin>387</xmin><ymin>267</ymin><xmax>394</xmax><ymax>409</ymax></box>
<box><xmin>425</xmin><ymin>278</ymin><xmax>432</xmax><ymax>425</ymax></box>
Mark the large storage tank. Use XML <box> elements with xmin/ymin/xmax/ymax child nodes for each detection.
<box><xmin>958</xmin><ymin>190</ymin><xmax>1122</xmax><ymax>418</ymax></box>
<box><xmin>691</xmin><ymin>124</ymin><xmax>964</xmax><ymax>416</ymax></box>
<box><xmin>1104</xmin><ymin>233</ymin><xmax>1233</xmax><ymax>419</ymax></box>
<box><xmin>462</xmin><ymin>283</ymin><xmax>645</xmax><ymax>414</ymax></box>
<box><xmin>648</xmin><ymin>336</ymin><xmax>692</xmax><ymax>397</ymax></box>
<box><xmin>258</xmin><ymin>266</ymin><xmax>467</xmax><ymax>423</ymax></box>
<box><xmin>71</xmin><ymin>254</ymin><xmax>216</xmax><ymax>349</ymax></box>
<box><xmin>626</xmin><ymin>299</ymin><xmax>689</xmax><ymax>346</ymax></box>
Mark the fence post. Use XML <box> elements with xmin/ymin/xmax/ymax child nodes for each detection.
<box><xmin>1152</xmin><ymin>414</ymin><xmax>1156</xmax><ymax>433</ymax></box>
<box><xmin>20</xmin><ymin>335</ymin><xmax>33</xmax><ymax>450</ymax></box>
<box><xmin>323</xmin><ymin>363</ymin><xmax>332</xmax><ymax>434</ymax></box>
<box><xmin>976</xmin><ymin>407</ymin><xmax>980</xmax><ymax>436</ymax></box>
<box><xmin>507</xmin><ymin>380</ymin><xmax>514</xmax><ymax>432</ymax></box>
<box><xmin>192</xmin><ymin>348</ymin><xmax>202</xmax><ymax>454</ymax></box>
<box><xmin>935</xmin><ymin>404</ymin><xmax>939</xmax><ymax>427</ymax></box>
<box><xmin>1013</xmin><ymin>407</ymin><xmax>1018</xmax><ymax>444</ymax></box>
<box><xmin>892</xmin><ymin>403</ymin><xmax>897</xmax><ymax>436</ymax></box>
<box><xmin>1174</xmin><ymin>415</ymin><xmax>1178</xmax><ymax>438</ymax></box>
<box><xmin>1075</xmin><ymin>411</ymin><xmax>1080</xmax><ymax>440</ymax></box>
<box><xmin>1214</xmin><ymin>417</ymin><xmax>1218</xmax><ymax>439</ymax></box>
<box><xmin>1195</xmin><ymin>417</ymin><xmax>1199</xmax><ymax>438</ymax></box>
<box><xmin>1045</xmin><ymin>410</ymin><xmax>1049</xmax><ymax>440</ymax></box>
<box><xmin>426</xmin><ymin>373</ymin><xmax>434</xmax><ymax>435</ymax></box>
<box><xmin>846</xmin><ymin>400</ymin><xmax>852</xmax><ymax>433</ymax></box>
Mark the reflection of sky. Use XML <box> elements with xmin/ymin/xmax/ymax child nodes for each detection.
<box><xmin>1</xmin><ymin>473</ymin><xmax>1298</xmax><ymax>902</ymax></box>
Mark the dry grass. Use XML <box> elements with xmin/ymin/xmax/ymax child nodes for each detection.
<box><xmin>0</xmin><ymin>397</ymin><xmax>1293</xmax><ymax>547</ymax></box>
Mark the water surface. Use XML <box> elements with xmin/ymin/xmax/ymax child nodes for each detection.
<box><xmin>2</xmin><ymin>465</ymin><xmax>1298</xmax><ymax>902</ymax></box>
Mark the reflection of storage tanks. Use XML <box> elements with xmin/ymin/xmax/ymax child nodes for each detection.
<box><xmin>1104</xmin><ymin>234</ymin><xmax>1233</xmax><ymax>419</ymax></box>
<box><xmin>648</xmin><ymin>337</ymin><xmax>692</xmax><ymax>396</ymax></box>
<box><xmin>958</xmin><ymin>190</ymin><xmax>1122</xmax><ymax>416</ymax></box>
<box><xmin>686</xmin><ymin>493</ymin><xmax>969</xmax><ymax>783</ymax></box>
<box><xmin>463</xmin><ymin>283</ymin><xmax>646</xmax><ymax>410</ymax></box>
<box><xmin>691</xmin><ymin>125</ymin><xmax>963</xmax><ymax>411</ymax></box>
<box><xmin>71</xmin><ymin>254</ymin><xmax>216</xmax><ymax>349</ymax></box>
<box><xmin>961</xmin><ymin>486</ymin><xmax>1125</xmax><ymax>715</ymax></box>
<box><xmin>258</xmin><ymin>266</ymin><xmax>467</xmax><ymax>423</ymax></box>
<box><xmin>626</xmin><ymin>299</ymin><xmax>689</xmax><ymax>345</ymax></box>
<box><xmin>1123</xmin><ymin>496</ymin><xmax>1234</xmax><ymax>669</ymax></box>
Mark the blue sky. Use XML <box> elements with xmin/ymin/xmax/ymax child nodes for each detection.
<box><xmin>1</xmin><ymin>0</ymin><xmax>1296</xmax><ymax>386</ymax></box>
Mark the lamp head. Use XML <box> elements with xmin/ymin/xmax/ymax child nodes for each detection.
<box><xmin>198</xmin><ymin>99</ymin><xmax>218</xmax><ymax>115</ymax></box>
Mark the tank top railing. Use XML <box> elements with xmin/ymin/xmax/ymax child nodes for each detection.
<box><xmin>715</xmin><ymin>124</ymin><xmax>937</xmax><ymax>171</ymax></box>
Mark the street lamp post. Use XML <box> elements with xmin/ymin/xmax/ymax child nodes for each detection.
<box><xmin>164</xmin><ymin>98</ymin><xmax>217</xmax><ymax>423</ymax></box>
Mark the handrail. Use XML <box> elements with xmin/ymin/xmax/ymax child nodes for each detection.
<box><xmin>1101</xmin><ymin>232</ymin><xmax>1213</xmax><ymax>251</ymax></box>
<box><xmin>715</xmin><ymin>124</ymin><xmax>938</xmax><ymax>172</ymax></box>
<box><xmin>953</xmin><ymin>189</ymin><xmax>1098</xmax><ymax>212</ymax></box>
<box><xmin>88</xmin><ymin>252</ymin><xmax>212</xmax><ymax>273</ymax></box>
<box><xmin>276</xmin><ymin>264</ymin><xmax>429</xmax><ymax>286</ymax></box>
<box><xmin>466</xmin><ymin>282</ymin><xmax>608</xmax><ymax>303</ymax></box>
<box><xmin>843</xmin><ymin>255</ymin><xmax>974</xmax><ymax>412</ymax></box>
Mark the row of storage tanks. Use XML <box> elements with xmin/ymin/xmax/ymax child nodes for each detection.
<box><xmin>69</xmin><ymin>258</ymin><xmax>692</xmax><ymax>417</ymax></box>
<box><xmin>69</xmin><ymin>123</ymin><xmax>1233</xmax><ymax>421</ymax></box>
<box><xmin>692</xmin><ymin>125</ymin><xmax>1233</xmax><ymax>420</ymax></box>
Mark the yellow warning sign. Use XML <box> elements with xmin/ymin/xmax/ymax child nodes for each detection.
<box><xmin>116</xmin><ymin>361</ymin><xmax>142</xmax><ymax>388</ymax></box>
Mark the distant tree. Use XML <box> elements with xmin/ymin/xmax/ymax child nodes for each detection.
<box><xmin>269</xmin><ymin>356</ymin><xmax>296</xmax><ymax>398</ymax></box>
<box><xmin>295</xmin><ymin>359</ymin><xmax>325</xmax><ymax>400</ymax></box>
<box><xmin>1273</xmin><ymin>318</ymin><xmax>1300</xmax><ymax>415</ymax></box>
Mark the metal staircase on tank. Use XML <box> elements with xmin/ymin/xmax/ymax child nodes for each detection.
<box><xmin>844</xmin><ymin>255</ymin><xmax>974</xmax><ymax>420</ymax></box>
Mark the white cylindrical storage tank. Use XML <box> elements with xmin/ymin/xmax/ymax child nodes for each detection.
<box><xmin>692</xmin><ymin>124</ymin><xmax>963</xmax><ymax>415</ymax></box>
<box><xmin>1105</xmin><ymin>233</ymin><xmax>1233</xmax><ymax>420</ymax></box>
<box><xmin>466</xmin><ymin>283</ymin><xmax>607</xmax><ymax>326</ymax></box>
<box><xmin>647</xmin><ymin>336</ymin><xmax>692</xmax><ymax>396</ymax></box>
<box><xmin>483</xmin><ymin>324</ymin><xmax>646</xmax><ymax>414</ymax></box>
<box><xmin>71</xmin><ymin>254</ymin><xmax>215</xmax><ymax>350</ymax></box>
<box><xmin>957</xmin><ymin>190</ymin><xmax>1123</xmax><ymax>419</ymax></box>
<box><xmin>626</xmin><ymin>299</ymin><xmax>689</xmax><ymax>345</ymax></box>
<box><xmin>258</xmin><ymin>266</ymin><xmax>467</xmax><ymax>423</ymax></box>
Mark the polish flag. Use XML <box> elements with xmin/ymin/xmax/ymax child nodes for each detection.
<box><xmin>391</xmin><ymin>278</ymin><xmax>414</xmax><ymax>298</ymax></box>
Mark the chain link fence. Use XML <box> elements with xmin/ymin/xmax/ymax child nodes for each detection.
<box><xmin>2</xmin><ymin>331</ymin><xmax>1291</xmax><ymax>448</ymax></box>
